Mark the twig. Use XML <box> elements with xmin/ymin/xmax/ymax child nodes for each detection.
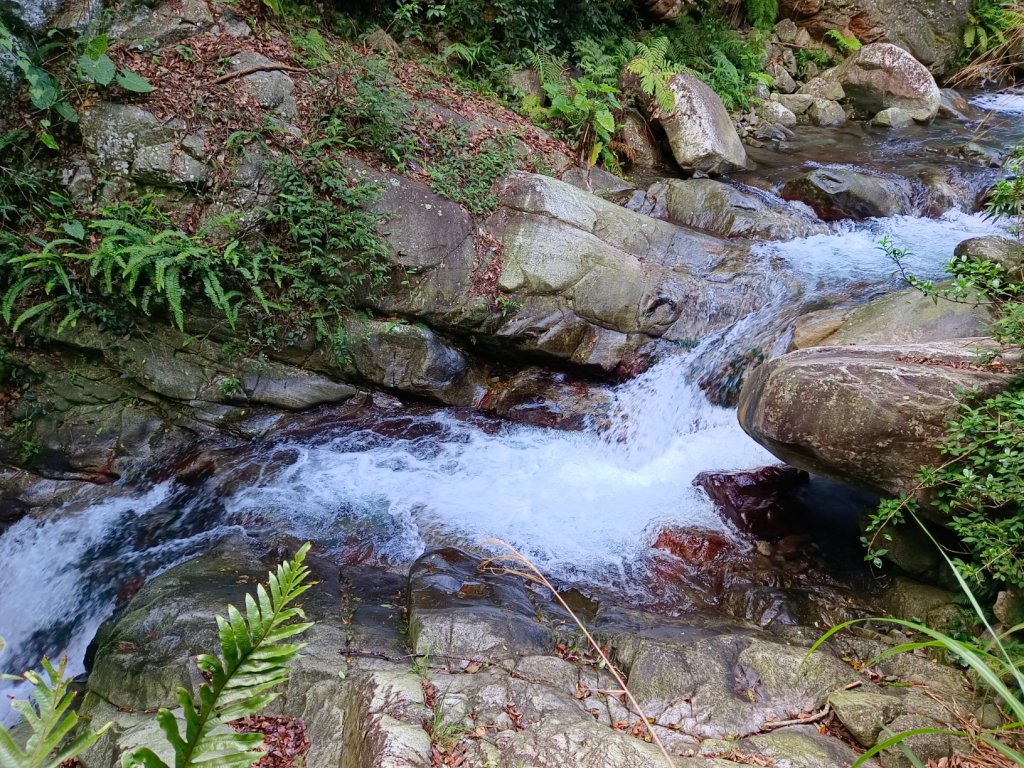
<box><xmin>479</xmin><ymin>539</ymin><xmax>678</xmax><ymax>768</ymax></box>
<box><xmin>212</xmin><ymin>64</ymin><xmax>307</xmax><ymax>85</ymax></box>
<box><xmin>762</xmin><ymin>704</ymin><xmax>831</xmax><ymax>730</ymax></box>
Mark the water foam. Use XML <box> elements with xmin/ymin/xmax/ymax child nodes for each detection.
<box><xmin>756</xmin><ymin>208</ymin><xmax>1009</xmax><ymax>289</ymax></box>
<box><xmin>224</xmin><ymin>364</ymin><xmax>774</xmax><ymax>586</ymax></box>
<box><xmin>972</xmin><ymin>88</ymin><xmax>1024</xmax><ymax>115</ymax></box>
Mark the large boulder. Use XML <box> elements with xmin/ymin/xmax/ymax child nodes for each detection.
<box><xmin>737</xmin><ymin>339</ymin><xmax>1018</xmax><ymax>497</ymax></box>
<box><xmin>777</xmin><ymin>0</ymin><xmax>970</xmax><ymax>75</ymax></box>
<box><xmin>649</xmin><ymin>178</ymin><xmax>827</xmax><ymax>240</ymax></box>
<box><xmin>780</xmin><ymin>167</ymin><xmax>911</xmax><ymax>221</ymax></box>
<box><xmin>369</xmin><ymin>168</ymin><xmax>781</xmax><ymax>371</ymax></box>
<box><xmin>828</xmin><ymin>43</ymin><xmax>941</xmax><ymax>122</ymax></box>
<box><xmin>657</xmin><ymin>73</ymin><xmax>750</xmax><ymax>174</ymax></box>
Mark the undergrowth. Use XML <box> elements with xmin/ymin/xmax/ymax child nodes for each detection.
<box><xmin>0</xmin><ymin>112</ymin><xmax>391</xmax><ymax>344</ymax></box>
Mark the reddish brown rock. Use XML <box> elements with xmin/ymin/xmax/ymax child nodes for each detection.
<box><xmin>653</xmin><ymin>527</ymin><xmax>737</xmax><ymax>563</ymax></box>
<box><xmin>693</xmin><ymin>465</ymin><xmax>810</xmax><ymax>539</ymax></box>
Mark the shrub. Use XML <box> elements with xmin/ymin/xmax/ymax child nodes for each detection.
<box><xmin>744</xmin><ymin>0</ymin><xmax>778</xmax><ymax>30</ymax></box>
<box><xmin>665</xmin><ymin>11</ymin><xmax>771</xmax><ymax>110</ymax></box>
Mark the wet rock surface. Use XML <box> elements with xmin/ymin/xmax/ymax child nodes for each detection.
<box><xmin>780</xmin><ymin>167</ymin><xmax>911</xmax><ymax>221</ymax></box>
<box><xmin>78</xmin><ymin>543</ymin><xmax>977</xmax><ymax>768</ymax></box>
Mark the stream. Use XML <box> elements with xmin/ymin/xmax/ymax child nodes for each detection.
<box><xmin>2</xmin><ymin>89</ymin><xmax>1024</xmax><ymax>722</ymax></box>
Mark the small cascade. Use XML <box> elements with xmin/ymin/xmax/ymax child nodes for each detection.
<box><xmin>2</xmin><ymin>91</ymin><xmax>1024</xmax><ymax>725</ymax></box>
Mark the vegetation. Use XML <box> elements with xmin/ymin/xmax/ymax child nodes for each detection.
<box><xmin>954</xmin><ymin>0</ymin><xmax>1024</xmax><ymax>84</ymax></box>
<box><xmin>0</xmin><ymin>637</ymin><xmax>111</xmax><ymax>768</ymax></box>
<box><xmin>0</xmin><ymin>112</ymin><xmax>390</xmax><ymax>344</ymax></box>
<box><xmin>743</xmin><ymin>0</ymin><xmax>778</xmax><ymax>30</ymax></box>
<box><xmin>867</xmin><ymin>146</ymin><xmax>1024</xmax><ymax>591</ymax></box>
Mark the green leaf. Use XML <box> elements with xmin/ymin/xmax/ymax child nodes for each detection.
<box><xmin>594</xmin><ymin>107</ymin><xmax>616</xmax><ymax>135</ymax></box>
<box><xmin>122</xmin><ymin>544</ymin><xmax>313</xmax><ymax>768</ymax></box>
<box><xmin>77</xmin><ymin>53</ymin><xmax>116</xmax><ymax>85</ymax></box>
<box><xmin>83</xmin><ymin>34</ymin><xmax>109</xmax><ymax>57</ymax></box>
<box><xmin>116</xmin><ymin>69</ymin><xmax>153</xmax><ymax>93</ymax></box>
<box><xmin>62</xmin><ymin>220</ymin><xmax>86</xmax><ymax>240</ymax></box>
<box><xmin>25</xmin><ymin>66</ymin><xmax>60</xmax><ymax>110</ymax></box>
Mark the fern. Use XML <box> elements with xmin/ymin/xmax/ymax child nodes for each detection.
<box><xmin>825</xmin><ymin>29</ymin><xmax>862</xmax><ymax>54</ymax></box>
<box><xmin>0</xmin><ymin>652</ymin><xmax>112</xmax><ymax>768</ymax></box>
<box><xmin>121</xmin><ymin>543</ymin><xmax>314</xmax><ymax>768</ymax></box>
<box><xmin>743</xmin><ymin>0</ymin><xmax>778</xmax><ymax>30</ymax></box>
<box><xmin>627</xmin><ymin>36</ymin><xmax>683</xmax><ymax>115</ymax></box>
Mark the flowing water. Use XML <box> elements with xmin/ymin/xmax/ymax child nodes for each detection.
<box><xmin>1</xmin><ymin>92</ymin><xmax>1023</xmax><ymax>722</ymax></box>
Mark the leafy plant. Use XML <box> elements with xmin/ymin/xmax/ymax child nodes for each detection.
<box><xmin>0</xmin><ymin>644</ymin><xmax>112</xmax><ymax>768</ymax></box>
<box><xmin>664</xmin><ymin>12</ymin><xmax>771</xmax><ymax>110</ymax></box>
<box><xmin>121</xmin><ymin>542</ymin><xmax>314</xmax><ymax>768</ymax></box>
<box><xmin>527</xmin><ymin>52</ymin><xmax>621</xmax><ymax>168</ymax></box>
<box><xmin>962</xmin><ymin>0</ymin><xmax>1022</xmax><ymax>60</ymax></box>
<box><xmin>954</xmin><ymin>0</ymin><xmax>1024</xmax><ymax>82</ymax></box>
<box><xmin>335</xmin><ymin>60</ymin><xmax>419</xmax><ymax>169</ymax></box>
<box><xmin>625</xmin><ymin>37</ymin><xmax>682</xmax><ymax>116</ymax></box>
<box><xmin>76</xmin><ymin>34</ymin><xmax>152</xmax><ymax>93</ymax></box>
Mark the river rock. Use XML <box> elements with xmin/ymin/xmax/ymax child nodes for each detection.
<box><xmin>780</xmin><ymin>167</ymin><xmax>909</xmax><ymax>220</ymax></box>
<box><xmin>791</xmin><ymin>287</ymin><xmax>994</xmax><ymax>349</ymax></box>
<box><xmin>768</xmin><ymin>61</ymin><xmax>797</xmax><ymax>94</ymax></box>
<box><xmin>693</xmin><ymin>465</ymin><xmax>809</xmax><ymax>539</ymax></box>
<box><xmin>827</xmin><ymin>689</ymin><xmax>902</xmax><ymax>747</ymax></box>
<box><xmin>774</xmin><ymin>93</ymin><xmax>814</xmax><ymax>115</ymax></box>
<box><xmin>737</xmin><ymin>338</ymin><xmax>1018</xmax><ymax>497</ymax></box>
<box><xmin>871</xmin><ymin>107</ymin><xmax>915</xmax><ymax>128</ymax></box>
<box><xmin>828</xmin><ymin>43</ymin><xmax>941</xmax><ymax>121</ymax></box>
<box><xmin>619</xmin><ymin>108</ymin><xmax>664</xmax><ymax>168</ymax></box>
<box><xmin>807</xmin><ymin>98</ymin><xmax>846</xmax><ymax>127</ymax></box>
<box><xmin>755</xmin><ymin>99</ymin><xmax>798</xmax><ymax>128</ymax></box>
<box><xmin>342</xmin><ymin>317</ymin><xmax>478</xmax><ymax>406</ymax></box>
<box><xmin>406</xmin><ymin>548</ymin><xmax>559</xmax><ymax>663</ymax></box>
<box><xmin>657</xmin><ymin>73</ymin><xmax>749</xmax><ymax>174</ymax></box>
<box><xmin>938</xmin><ymin>87</ymin><xmax>975</xmax><ymax>120</ymax></box>
<box><xmin>649</xmin><ymin>178</ymin><xmax>827</xmax><ymax>240</ymax></box>
<box><xmin>777</xmin><ymin>0</ymin><xmax>970</xmax><ymax>75</ymax></box>
<box><xmin>481</xmin><ymin>172</ymin><xmax>777</xmax><ymax>370</ymax></box>
<box><xmin>798</xmin><ymin>76</ymin><xmax>845</xmax><ymax>101</ymax></box>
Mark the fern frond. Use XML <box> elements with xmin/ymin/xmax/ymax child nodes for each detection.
<box><xmin>121</xmin><ymin>543</ymin><xmax>313</xmax><ymax>768</ymax></box>
<box><xmin>0</xmin><ymin>656</ymin><xmax>111</xmax><ymax>768</ymax></box>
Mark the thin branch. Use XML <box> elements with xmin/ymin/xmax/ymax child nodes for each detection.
<box><xmin>212</xmin><ymin>64</ymin><xmax>307</xmax><ymax>85</ymax></box>
<box><xmin>762</xmin><ymin>704</ymin><xmax>831</xmax><ymax>730</ymax></box>
<box><xmin>478</xmin><ymin>539</ymin><xmax>679</xmax><ymax>768</ymax></box>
